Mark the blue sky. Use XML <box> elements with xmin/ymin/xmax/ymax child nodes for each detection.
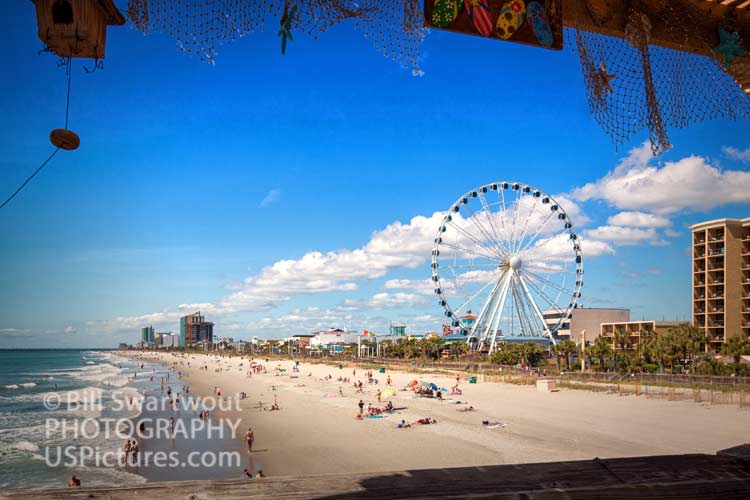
<box><xmin>1</xmin><ymin>3</ymin><xmax>749</xmax><ymax>347</ymax></box>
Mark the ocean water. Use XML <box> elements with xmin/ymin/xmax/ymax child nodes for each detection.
<box><xmin>0</xmin><ymin>350</ymin><xmax>171</xmax><ymax>489</ymax></box>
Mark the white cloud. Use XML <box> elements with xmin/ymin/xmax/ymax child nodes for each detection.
<box><xmin>572</xmin><ymin>142</ymin><xmax>750</xmax><ymax>214</ymax></box>
<box><xmin>63</xmin><ymin>326</ymin><xmax>77</xmax><ymax>334</ymax></box>
<box><xmin>607</xmin><ymin>211</ymin><xmax>671</xmax><ymax>228</ymax></box>
<box><xmin>583</xmin><ymin>225</ymin><xmax>661</xmax><ymax>246</ymax></box>
<box><xmin>259</xmin><ymin>188</ymin><xmax>282</xmax><ymax>208</ymax></box>
<box><xmin>723</xmin><ymin>146</ymin><xmax>750</xmax><ymax>163</ymax></box>
<box><xmin>342</xmin><ymin>292</ymin><xmax>428</xmax><ymax>310</ymax></box>
<box><xmin>664</xmin><ymin>228</ymin><xmax>681</xmax><ymax>238</ymax></box>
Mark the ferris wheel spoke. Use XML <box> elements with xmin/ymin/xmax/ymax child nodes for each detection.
<box><xmin>446</xmin><ymin>221</ymin><xmax>503</xmax><ymax>259</ymax></box>
<box><xmin>497</xmin><ymin>187</ymin><xmax>512</xmax><ymax>251</ymax></box>
<box><xmin>519</xmin><ymin>210</ymin><xmax>556</xmax><ymax>254</ymax></box>
<box><xmin>442</xmin><ymin>263</ymin><xmax>500</xmax><ymax>270</ymax></box>
<box><xmin>513</xmin><ymin>196</ymin><xmax>537</xmax><ymax>254</ymax></box>
<box><xmin>510</xmin><ymin>277</ymin><xmax>532</xmax><ymax>336</ymax></box>
<box><xmin>522</xmin><ymin>225</ymin><xmax>574</xmax><ymax>259</ymax></box>
<box><xmin>468</xmin><ymin>272</ymin><xmax>506</xmax><ymax>339</ymax></box>
<box><xmin>439</xmin><ymin>240</ymin><xmax>498</xmax><ymax>261</ymax></box>
<box><xmin>477</xmin><ymin>192</ymin><xmax>509</xmax><ymax>257</ymax></box>
<box><xmin>521</xmin><ymin>269</ymin><xmax>574</xmax><ymax>299</ymax></box>
<box><xmin>523</xmin><ymin>245</ymin><xmax>576</xmax><ymax>264</ymax></box>
<box><xmin>517</xmin><ymin>273</ymin><xmax>554</xmax><ymax>341</ymax></box>
<box><xmin>522</xmin><ymin>273</ymin><xmax>567</xmax><ymax>311</ymax></box>
<box><xmin>523</xmin><ymin>267</ymin><xmax>565</xmax><ymax>304</ymax></box>
<box><xmin>524</xmin><ymin>263</ymin><xmax>578</xmax><ymax>275</ymax></box>
<box><xmin>461</xmin><ymin>206</ymin><xmax>509</xmax><ymax>259</ymax></box>
<box><xmin>508</xmin><ymin>189</ymin><xmax>524</xmax><ymax>253</ymax></box>
<box><xmin>452</xmin><ymin>273</ymin><xmax>503</xmax><ymax>316</ymax></box>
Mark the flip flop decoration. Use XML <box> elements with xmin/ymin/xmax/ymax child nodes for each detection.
<box><xmin>496</xmin><ymin>1</ymin><xmax>525</xmax><ymax>40</ymax></box>
<box><xmin>432</xmin><ymin>0</ymin><xmax>462</xmax><ymax>28</ymax></box>
<box><xmin>464</xmin><ymin>0</ymin><xmax>493</xmax><ymax>37</ymax></box>
<box><xmin>278</xmin><ymin>3</ymin><xmax>297</xmax><ymax>55</ymax></box>
<box><xmin>525</xmin><ymin>1</ymin><xmax>553</xmax><ymax>48</ymax></box>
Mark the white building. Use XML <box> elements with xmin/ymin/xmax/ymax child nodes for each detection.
<box><xmin>310</xmin><ymin>328</ymin><xmax>360</xmax><ymax>348</ymax></box>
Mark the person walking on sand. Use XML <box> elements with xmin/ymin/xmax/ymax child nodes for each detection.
<box><xmin>386</xmin><ymin>375</ymin><xmax>391</xmax><ymax>386</ymax></box>
<box><xmin>377</xmin><ymin>389</ymin><xmax>381</xmax><ymax>403</ymax></box>
<box><xmin>68</xmin><ymin>475</ymin><xmax>81</xmax><ymax>487</ymax></box>
<box><xmin>358</xmin><ymin>399</ymin><xmax>364</xmax><ymax>414</ymax></box>
<box><xmin>244</xmin><ymin>427</ymin><xmax>254</xmax><ymax>452</ymax></box>
<box><xmin>339</xmin><ymin>386</ymin><xmax>344</xmax><ymax>397</ymax></box>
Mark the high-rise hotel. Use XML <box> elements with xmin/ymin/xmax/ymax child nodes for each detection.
<box><xmin>691</xmin><ymin>218</ymin><xmax>750</xmax><ymax>352</ymax></box>
<box><xmin>179</xmin><ymin>311</ymin><xmax>214</xmax><ymax>347</ymax></box>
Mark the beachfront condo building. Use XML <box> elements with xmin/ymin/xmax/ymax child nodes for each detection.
<box><xmin>691</xmin><ymin>218</ymin><xmax>750</xmax><ymax>352</ymax></box>
<box><xmin>141</xmin><ymin>325</ymin><xmax>154</xmax><ymax>344</ymax></box>
<box><xmin>179</xmin><ymin>311</ymin><xmax>214</xmax><ymax>347</ymax></box>
<box><xmin>543</xmin><ymin>307</ymin><xmax>630</xmax><ymax>344</ymax></box>
<box><xmin>600</xmin><ymin>321</ymin><xmax>688</xmax><ymax>351</ymax></box>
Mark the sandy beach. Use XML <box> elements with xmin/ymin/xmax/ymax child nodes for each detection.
<box><xmin>129</xmin><ymin>352</ymin><xmax>749</xmax><ymax>479</ymax></box>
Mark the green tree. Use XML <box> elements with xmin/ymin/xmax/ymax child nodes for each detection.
<box><xmin>448</xmin><ymin>341</ymin><xmax>469</xmax><ymax>359</ymax></box>
<box><xmin>421</xmin><ymin>336</ymin><xmax>447</xmax><ymax>360</ymax></box>
<box><xmin>556</xmin><ymin>339</ymin><xmax>577</xmax><ymax>370</ymax></box>
<box><xmin>721</xmin><ymin>334</ymin><xmax>750</xmax><ymax>374</ymax></box>
<box><xmin>613</xmin><ymin>327</ymin><xmax>631</xmax><ymax>352</ymax></box>
<box><xmin>588</xmin><ymin>336</ymin><xmax>614</xmax><ymax>371</ymax></box>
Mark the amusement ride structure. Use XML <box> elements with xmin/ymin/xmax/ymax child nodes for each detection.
<box><xmin>431</xmin><ymin>182</ymin><xmax>583</xmax><ymax>353</ymax></box>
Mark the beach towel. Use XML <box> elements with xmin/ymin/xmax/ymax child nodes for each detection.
<box><xmin>366</xmin><ymin>415</ymin><xmax>387</xmax><ymax>419</ymax></box>
<box><xmin>482</xmin><ymin>421</ymin><xmax>507</xmax><ymax>429</ymax></box>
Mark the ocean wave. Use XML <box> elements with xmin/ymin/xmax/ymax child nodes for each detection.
<box><xmin>1</xmin><ymin>382</ymin><xmax>37</xmax><ymax>390</ymax></box>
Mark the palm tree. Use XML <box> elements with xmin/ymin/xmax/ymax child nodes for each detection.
<box><xmin>721</xmin><ymin>334</ymin><xmax>750</xmax><ymax>373</ymax></box>
<box><xmin>613</xmin><ymin>327</ymin><xmax>630</xmax><ymax>352</ymax></box>
<box><xmin>553</xmin><ymin>339</ymin><xmax>577</xmax><ymax>370</ymax></box>
<box><xmin>589</xmin><ymin>336</ymin><xmax>614</xmax><ymax>372</ymax></box>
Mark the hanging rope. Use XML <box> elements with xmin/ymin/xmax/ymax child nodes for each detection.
<box><xmin>0</xmin><ymin>57</ymin><xmax>73</xmax><ymax>210</ymax></box>
<box><xmin>0</xmin><ymin>148</ymin><xmax>61</xmax><ymax>210</ymax></box>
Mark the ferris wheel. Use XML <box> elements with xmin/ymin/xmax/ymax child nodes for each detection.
<box><xmin>431</xmin><ymin>182</ymin><xmax>583</xmax><ymax>354</ymax></box>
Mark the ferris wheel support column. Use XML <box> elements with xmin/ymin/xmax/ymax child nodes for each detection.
<box><xmin>517</xmin><ymin>272</ymin><xmax>556</xmax><ymax>346</ymax></box>
<box><xmin>467</xmin><ymin>271</ymin><xmax>506</xmax><ymax>348</ymax></box>
<box><xmin>487</xmin><ymin>271</ymin><xmax>513</xmax><ymax>355</ymax></box>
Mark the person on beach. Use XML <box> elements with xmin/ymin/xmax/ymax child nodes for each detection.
<box><xmin>68</xmin><ymin>475</ymin><xmax>81</xmax><ymax>487</ymax></box>
<box><xmin>358</xmin><ymin>400</ymin><xmax>364</xmax><ymax>414</ymax></box>
<box><xmin>256</xmin><ymin>470</ymin><xmax>265</xmax><ymax>478</ymax></box>
<box><xmin>377</xmin><ymin>389</ymin><xmax>381</xmax><ymax>402</ymax></box>
<box><xmin>244</xmin><ymin>427</ymin><xmax>254</xmax><ymax>452</ymax></box>
<box><xmin>397</xmin><ymin>419</ymin><xmax>411</xmax><ymax>429</ymax></box>
<box><xmin>169</xmin><ymin>416</ymin><xmax>175</xmax><ymax>434</ymax></box>
<box><xmin>387</xmin><ymin>375</ymin><xmax>392</xmax><ymax>386</ymax></box>
<box><xmin>241</xmin><ymin>468</ymin><xmax>253</xmax><ymax>479</ymax></box>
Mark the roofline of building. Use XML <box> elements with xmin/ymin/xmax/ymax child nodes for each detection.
<box><xmin>690</xmin><ymin>218</ymin><xmax>748</xmax><ymax>230</ymax></box>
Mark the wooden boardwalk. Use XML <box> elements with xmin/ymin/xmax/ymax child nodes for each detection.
<box><xmin>4</xmin><ymin>448</ymin><xmax>750</xmax><ymax>500</ymax></box>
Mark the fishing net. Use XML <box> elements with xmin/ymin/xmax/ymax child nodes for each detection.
<box><xmin>126</xmin><ymin>0</ymin><xmax>425</xmax><ymax>72</ymax></box>
<box><xmin>569</xmin><ymin>1</ymin><xmax>750</xmax><ymax>155</ymax></box>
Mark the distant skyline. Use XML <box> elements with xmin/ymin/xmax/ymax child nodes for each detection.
<box><xmin>1</xmin><ymin>3</ymin><xmax>749</xmax><ymax>347</ymax></box>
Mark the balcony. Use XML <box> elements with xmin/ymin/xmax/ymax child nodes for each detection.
<box><xmin>708</xmin><ymin>294</ymin><xmax>724</xmax><ymax>300</ymax></box>
<box><xmin>707</xmin><ymin>249</ymin><xmax>724</xmax><ymax>257</ymax></box>
<box><xmin>709</xmin><ymin>307</ymin><xmax>724</xmax><ymax>313</ymax></box>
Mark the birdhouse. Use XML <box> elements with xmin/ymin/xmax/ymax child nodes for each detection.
<box><xmin>31</xmin><ymin>0</ymin><xmax>125</xmax><ymax>59</ymax></box>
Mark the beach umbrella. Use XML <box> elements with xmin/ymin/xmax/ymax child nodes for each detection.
<box><xmin>408</xmin><ymin>380</ymin><xmax>419</xmax><ymax>387</ymax></box>
<box><xmin>429</xmin><ymin>383</ymin><xmax>438</xmax><ymax>390</ymax></box>
<box><xmin>381</xmin><ymin>388</ymin><xmax>397</xmax><ymax>398</ymax></box>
